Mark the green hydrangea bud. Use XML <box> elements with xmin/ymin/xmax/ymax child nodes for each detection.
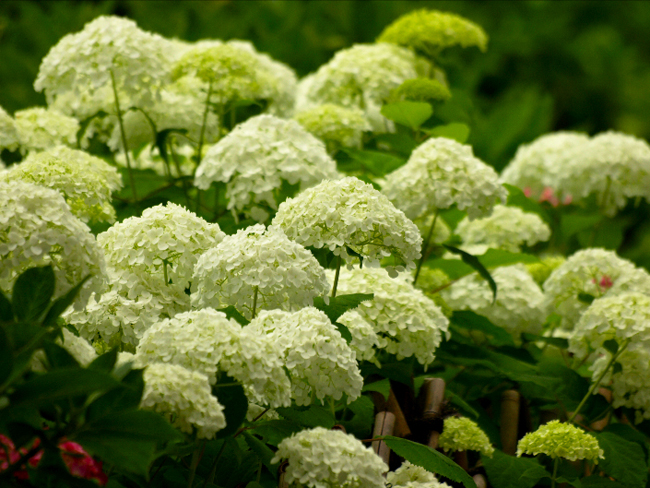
<box><xmin>294</xmin><ymin>104</ymin><xmax>371</xmax><ymax>151</ymax></box>
<box><xmin>516</xmin><ymin>420</ymin><xmax>604</xmax><ymax>462</ymax></box>
<box><xmin>526</xmin><ymin>255</ymin><xmax>566</xmax><ymax>286</ymax></box>
<box><xmin>389</xmin><ymin>78</ymin><xmax>451</xmax><ymax>103</ymax></box>
<box><xmin>438</xmin><ymin>417</ymin><xmax>494</xmax><ymax>456</ymax></box>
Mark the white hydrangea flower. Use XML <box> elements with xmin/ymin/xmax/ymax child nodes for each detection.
<box><xmin>438</xmin><ymin>417</ymin><xmax>494</xmax><ymax>456</ymax></box>
<box><xmin>543</xmin><ymin>249</ymin><xmax>650</xmax><ymax>329</ymax></box>
<box><xmin>296</xmin><ymin>43</ymin><xmax>426</xmax><ymax>131</ymax></box>
<box><xmin>44</xmin><ymin>145</ymin><xmax>122</xmax><ymax>193</ymax></box>
<box><xmin>2</xmin><ymin>151</ymin><xmax>118</xmax><ymax>223</ymax></box>
<box><xmin>557</xmin><ymin>131</ymin><xmax>650</xmax><ymax>215</ymax></box>
<box><xmin>442</xmin><ymin>264</ymin><xmax>547</xmax><ymax>336</ymax></box>
<box><xmin>58</xmin><ymin>328</ymin><xmax>98</xmax><ymax>366</ymax></box>
<box><xmin>195</xmin><ymin>115</ymin><xmax>339</xmax><ymax>220</ymax></box>
<box><xmin>455</xmin><ymin>205</ymin><xmax>550</xmax><ymax>252</ymax></box>
<box><xmin>273</xmin><ymin>176</ymin><xmax>422</xmax><ymax>274</ymax></box>
<box><xmin>516</xmin><ymin>420</ymin><xmax>603</xmax><ymax>462</ymax></box>
<box><xmin>192</xmin><ymin>224</ymin><xmax>329</xmax><ymax>320</ymax></box>
<box><xmin>34</xmin><ymin>16</ymin><xmax>169</xmax><ymax>114</ymax></box>
<box><xmin>526</xmin><ymin>255</ymin><xmax>566</xmax><ymax>286</ymax></box>
<box><xmin>387</xmin><ymin>461</ymin><xmax>452</xmax><ymax>488</ymax></box>
<box><xmin>293</xmin><ymin>104</ymin><xmax>371</xmax><ymax>151</ymax></box>
<box><xmin>500</xmin><ymin>132</ymin><xmax>590</xmax><ymax>199</ymax></box>
<box><xmin>271</xmin><ymin>427</ymin><xmax>388</xmax><ymax>488</ymax></box>
<box><xmin>382</xmin><ymin>137</ymin><xmax>507</xmax><ymax>221</ymax></box>
<box><xmin>247</xmin><ymin>308</ymin><xmax>363</xmax><ymax>405</ymax></box>
<box><xmin>333</xmin><ymin>267</ymin><xmax>449</xmax><ymax>367</ymax></box>
<box><xmin>141</xmin><ymin>362</ymin><xmax>226</xmax><ymax>439</ymax></box>
<box><xmin>569</xmin><ymin>292</ymin><xmax>650</xmax><ymax>359</ymax></box>
<box><xmin>0</xmin><ymin>105</ymin><xmax>19</xmax><ymax>151</ymax></box>
<box><xmin>136</xmin><ymin>309</ymin><xmax>291</xmax><ymax>408</ymax></box>
<box><xmin>337</xmin><ymin>310</ymin><xmax>380</xmax><ymax>363</ymax></box>
<box><xmin>14</xmin><ymin>107</ymin><xmax>79</xmax><ymax>154</ymax></box>
<box><xmin>0</xmin><ymin>180</ymin><xmax>106</xmax><ymax>309</ymax></box>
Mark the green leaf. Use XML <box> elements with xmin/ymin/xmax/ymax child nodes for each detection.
<box><xmin>243</xmin><ymin>431</ymin><xmax>277</xmax><ymax>474</ymax></box>
<box><xmin>0</xmin><ymin>290</ymin><xmax>12</xmax><ymax>322</ymax></box>
<box><xmin>521</xmin><ymin>333</ymin><xmax>569</xmax><ymax>349</ymax></box>
<box><xmin>213</xmin><ymin>375</ymin><xmax>248</xmax><ymax>438</ymax></box>
<box><xmin>12</xmin><ymin>266</ymin><xmax>56</xmax><ymax>322</ymax></box>
<box><xmin>427</xmin><ymin>258</ymin><xmax>474</xmax><ymax>280</ymax></box>
<box><xmin>76</xmin><ymin>110</ymin><xmax>108</xmax><ymax>148</ymax></box>
<box><xmin>603</xmin><ymin>339</ymin><xmax>619</xmax><ymax>355</ymax></box>
<box><xmin>42</xmin><ymin>341</ymin><xmax>80</xmax><ymax>369</ymax></box>
<box><xmin>426</xmin><ymin>122</ymin><xmax>470</xmax><ymax>143</ymax></box>
<box><xmin>88</xmin><ymin>348</ymin><xmax>118</xmax><ymax>373</ymax></box>
<box><xmin>478</xmin><ymin>249</ymin><xmax>540</xmax><ymax>268</ymax></box>
<box><xmin>82</xmin><ymin>409</ymin><xmax>183</xmax><ymax>442</ymax></box>
<box><xmin>218</xmin><ymin>306</ymin><xmax>250</xmax><ymax>326</ymax></box>
<box><xmin>578</xmin><ymin>293</ymin><xmax>596</xmax><ymax>305</ymax></box>
<box><xmin>362</xmin><ymin>378</ymin><xmax>390</xmax><ymax>400</ymax></box>
<box><xmin>443</xmin><ymin>245</ymin><xmax>497</xmax><ymax>303</ymax></box>
<box><xmin>382</xmin><ymin>436</ymin><xmax>477</xmax><ymax>488</ymax></box>
<box><xmin>482</xmin><ymin>449</ymin><xmax>550</xmax><ymax>488</ymax></box>
<box><xmin>313</xmin><ymin>293</ymin><xmax>374</xmax><ymax>324</ymax></box>
<box><xmin>561</xmin><ymin>213</ymin><xmax>602</xmax><ymax>238</ymax></box>
<box><xmin>445</xmin><ymin>390</ymin><xmax>479</xmax><ymax>419</ymax></box>
<box><xmin>504</xmin><ymin>184</ymin><xmax>550</xmax><ymax>223</ymax></box>
<box><xmin>276</xmin><ymin>405</ymin><xmax>335</xmax><ymax>429</ymax></box>
<box><xmin>339</xmin><ymin>395</ymin><xmax>375</xmax><ymax>438</ymax></box>
<box><xmin>596</xmin><ymin>432</ymin><xmax>648</xmax><ymax>487</ymax></box>
<box><xmin>42</xmin><ymin>275</ymin><xmax>91</xmax><ymax>327</ymax></box>
<box><xmin>381</xmin><ymin>101</ymin><xmax>433</xmax><ymax>129</ymax></box>
<box><xmin>155</xmin><ymin>128</ymin><xmax>188</xmax><ymax>164</ymax></box>
<box><xmin>0</xmin><ymin>327</ymin><xmax>12</xmax><ymax>385</ymax></box>
<box><xmin>253</xmin><ymin>420</ymin><xmax>302</xmax><ymax>446</ymax></box>
<box><xmin>86</xmin><ymin>369</ymin><xmax>144</xmax><ymax>421</ymax></box>
<box><xmin>73</xmin><ymin>434</ymin><xmax>156</xmax><ymax>477</ymax></box>
<box><xmin>342</xmin><ymin>148</ymin><xmax>406</xmax><ymax>176</ymax></box>
<box><xmin>451</xmin><ymin>311</ymin><xmax>515</xmax><ymax>347</ymax></box>
<box><xmin>581</xmin><ymin>477</ymin><xmax>624</xmax><ymax>487</ymax></box>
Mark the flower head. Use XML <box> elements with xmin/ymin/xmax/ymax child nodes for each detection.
<box><xmin>516</xmin><ymin>420</ymin><xmax>603</xmax><ymax>462</ymax></box>
<box><xmin>387</xmin><ymin>461</ymin><xmax>452</xmax><ymax>488</ymax></box>
<box><xmin>438</xmin><ymin>417</ymin><xmax>494</xmax><ymax>456</ymax></box>
<box><xmin>526</xmin><ymin>255</ymin><xmax>565</xmax><ymax>286</ymax></box>
<box><xmin>0</xmin><ymin>105</ymin><xmax>19</xmax><ymax>151</ymax></box>
<box><xmin>388</xmin><ymin>77</ymin><xmax>451</xmax><ymax>103</ymax></box>
<box><xmin>14</xmin><ymin>107</ymin><xmax>79</xmax><ymax>154</ymax></box>
<box><xmin>271</xmin><ymin>427</ymin><xmax>388</xmax><ymax>488</ymax></box>
<box><xmin>294</xmin><ymin>104</ymin><xmax>370</xmax><ymax>151</ymax></box>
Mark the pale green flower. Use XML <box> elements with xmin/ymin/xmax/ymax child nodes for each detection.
<box><xmin>526</xmin><ymin>255</ymin><xmax>565</xmax><ymax>286</ymax></box>
<box><xmin>336</xmin><ymin>310</ymin><xmax>380</xmax><ymax>363</ymax></box>
<box><xmin>387</xmin><ymin>461</ymin><xmax>452</xmax><ymax>488</ymax></box>
<box><xmin>438</xmin><ymin>417</ymin><xmax>494</xmax><ymax>456</ymax></box>
<box><xmin>14</xmin><ymin>107</ymin><xmax>79</xmax><ymax>154</ymax></box>
<box><xmin>271</xmin><ymin>427</ymin><xmax>388</xmax><ymax>488</ymax></box>
<box><xmin>377</xmin><ymin>9</ymin><xmax>488</xmax><ymax>57</ymax></box>
<box><xmin>0</xmin><ymin>105</ymin><xmax>19</xmax><ymax>151</ymax></box>
<box><xmin>294</xmin><ymin>104</ymin><xmax>371</xmax><ymax>151</ymax></box>
<box><xmin>389</xmin><ymin>78</ymin><xmax>451</xmax><ymax>103</ymax></box>
<box><xmin>516</xmin><ymin>420</ymin><xmax>603</xmax><ymax>462</ymax></box>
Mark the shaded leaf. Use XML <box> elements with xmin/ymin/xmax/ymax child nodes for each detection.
<box><xmin>597</xmin><ymin>431</ymin><xmax>648</xmax><ymax>487</ymax></box>
<box><xmin>451</xmin><ymin>311</ymin><xmax>514</xmax><ymax>347</ymax></box>
<box><xmin>504</xmin><ymin>184</ymin><xmax>550</xmax><ymax>223</ymax></box>
<box><xmin>243</xmin><ymin>431</ymin><xmax>277</xmax><ymax>474</ymax></box>
<box><xmin>43</xmin><ymin>275</ymin><xmax>91</xmax><ymax>327</ymax></box>
<box><xmin>426</xmin><ymin>122</ymin><xmax>470</xmax><ymax>143</ymax></box>
<box><xmin>381</xmin><ymin>101</ymin><xmax>433</xmax><ymax>129</ymax></box>
<box><xmin>218</xmin><ymin>306</ymin><xmax>250</xmax><ymax>326</ymax></box>
<box><xmin>0</xmin><ymin>290</ymin><xmax>12</xmax><ymax>322</ymax></box>
<box><xmin>276</xmin><ymin>405</ymin><xmax>335</xmax><ymax>429</ymax></box>
<box><xmin>603</xmin><ymin>339</ymin><xmax>619</xmax><ymax>355</ymax></box>
<box><xmin>578</xmin><ymin>293</ymin><xmax>596</xmax><ymax>305</ymax></box>
<box><xmin>213</xmin><ymin>375</ymin><xmax>248</xmax><ymax>438</ymax></box>
<box><xmin>313</xmin><ymin>293</ymin><xmax>374</xmax><ymax>324</ymax></box>
<box><xmin>0</xmin><ymin>326</ymin><xmax>12</xmax><ymax>385</ymax></box>
<box><xmin>342</xmin><ymin>148</ymin><xmax>405</xmax><ymax>176</ymax></box>
<box><xmin>478</xmin><ymin>249</ymin><xmax>540</xmax><ymax>268</ymax></box>
<box><xmin>253</xmin><ymin>420</ymin><xmax>302</xmax><ymax>446</ymax></box>
<box><xmin>482</xmin><ymin>450</ymin><xmax>550</xmax><ymax>488</ymax></box>
<box><xmin>443</xmin><ymin>245</ymin><xmax>497</xmax><ymax>303</ymax></box>
<box><xmin>88</xmin><ymin>348</ymin><xmax>118</xmax><ymax>373</ymax></box>
<box><xmin>13</xmin><ymin>266</ymin><xmax>55</xmax><ymax>322</ymax></box>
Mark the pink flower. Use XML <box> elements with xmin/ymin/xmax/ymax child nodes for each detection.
<box><xmin>523</xmin><ymin>187</ymin><xmax>532</xmax><ymax>197</ymax></box>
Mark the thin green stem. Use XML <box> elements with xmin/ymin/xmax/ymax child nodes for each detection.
<box><xmin>110</xmin><ymin>69</ymin><xmax>138</xmax><ymax>202</ymax></box>
<box><xmin>568</xmin><ymin>339</ymin><xmax>630</xmax><ymax>424</ymax></box>
<box><xmin>551</xmin><ymin>457</ymin><xmax>559</xmax><ymax>488</ymax></box>
<box><xmin>413</xmin><ymin>208</ymin><xmax>440</xmax><ymax>286</ymax></box>
<box><xmin>331</xmin><ymin>255</ymin><xmax>342</xmax><ymax>298</ymax></box>
<box><xmin>251</xmin><ymin>286</ymin><xmax>259</xmax><ymax>319</ymax></box>
<box><xmin>186</xmin><ymin>440</ymin><xmax>205</xmax><ymax>488</ymax></box>
<box><xmin>196</xmin><ymin>80</ymin><xmax>213</xmax><ymax>168</ymax></box>
<box><xmin>204</xmin><ymin>440</ymin><xmax>228</xmax><ymax>487</ymax></box>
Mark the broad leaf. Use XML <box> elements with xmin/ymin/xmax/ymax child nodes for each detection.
<box><xmin>213</xmin><ymin>375</ymin><xmax>249</xmax><ymax>438</ymax></box>
<box><xmin>561</xmin><ymin>212</ymin><xmax>602</xmax><ymax>238</ymax></box>
<box><xmin>276</xmin><ymin>405</ymin><xmax>335</xmax><ymax>429</ymax></box>
<box><xmin>313</xmin><ymin>293</ymin><xmax>374</xmax><ymax>324</ymax></box>
<box><xmin>482</xmin><ymin>450</ymin><xmax>550</xmax><ymax>488</ymax></box>
<box><xmin>13</xmin><ymin>266</ymin><xmax>55</xmax><ymax>322</ymax></box>
<box><xmin>0</xmin><ymin>326</ymin><xmax>12</xmax><ymax>385</ymax></box>
<box><xmin>86</xmin><ymin>369</ymin><xmax>144</xmax><ymax>422</ymax></box>
<box><xmin>443</xmin><ymin>245</ymin><xmax>497</xmax><ymax>303</ymax></box>
<box><xmin>381</xmin><ymin>101</ymin><xmax>433</xmax><ymax>129</ymax></box>
<box><xmin>88</xmin><ymin>348</ymin><xmax>118</xmax><ymax>373</ymax></box>
<box><xmin>253</xmin><ymin>420</ymin><xmax>303</xmax><ymax>446</ymax></box>
<box><xmin>42</xmin><ymin>275</ymin><xmax>91</xmax><ymax>327</ymax></box>
<box><xmin>504</xmin><ymin>184</ymin><xmax>550</xmax><ymax>223</ymax></box>
<box><xmin>445</xmin><ymin>390</ymin><xmax>479</xmax><ymax>419</ymax></box>
<box><xmin>451</xmin><ymin>311</ymin><xmax>514</xmax><ymax>347</ymax></box>
<box><xmin>243</xmin><ymin>431</ymin><xmax>277</xmax><ymax>474</ymax></box>
<box><xmin>0</xmin><ymin>290</ymin><xmax>12</xmax><ymax>322</ymax></box>
<box><xmin>72</xmin><ymin>434</ymin><xmax>156</xmax><ymax>477</ymax></box>
<box><xmin>218</xmin><ymin>306</ymin><xmax>250</xmax><ymax>326</ymax></box>
<box><xmin>342</xmin><ymin>148</ymin><xmax>405</xmax><ymax>176</ymax></box>
<box><xmin>478</xmin><ymin>249</ymin><xmax>539</xmax><ymax>268</ymax></box>
<box><xmin>596</xmin><ymin>431</ymin><xmax>648</xmax><ymax>487</ymax></box>
<box><xmin>426</xmin><ymin>122</ymin><xmax>470</xmax><ymax>143</ymax></box>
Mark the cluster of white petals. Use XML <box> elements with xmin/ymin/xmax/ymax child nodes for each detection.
<box><xmin>195</xmin><ymin>115</ymin><xmax>339</xmax><ymax>220</ymax></box>
<box><xmin>293</xmin><ymin>104</ymin><xmax>370</xmax><ymax>151</ymax></box>
<box><xmin>0</xmin><ymin>180</ymin><xmax>106</xmax><ymax>309</ymax></box>
<box><xmin>247</xmin><ymin>308</ymin><xmax>363</xmax><ymax>405</ymax></box>
<box><xmin>387</xmin><ymin>461</ymin><xmax>452</xmax><ymax>488</ymax></box>
<box><xmin>333</xmin><ymin>267</ymin><xmax>449</xmax><ymax>366</ymax></box>
<box><xmin>516</xmin><ymin>420</ymin><xmax>603</xmax><ymax>462</ymax></box>
<box><xmin>337</xmin><ymin>310</ymin><xmax>380</xmax><ymax>362</ymax></box>
<box><xmin>2</xmin><ymin>150</ymin><xmax>118</xmax><ymax>223</ymax></box>
<box><xmin>58</xmin><ymin>328</ymin><xmax>98</xmax><ymax>366</ymax></box>
<box><xmin>141</xmin><ymin>362</ymin><xmax>226</xmax><ymax>439</ymax></box>
<box><xmin>455</xmin><ymin>205</ymin><xmax>550</xmax><ymax>252</ymax></box>
<box><xmin>382</xmin><ymin>137</ymin><xmax>507</xmax><ymax>221</ymax></box>
<box><xmin>192</xmin><ymin>225</ymin><xmax>328</xmax><ymax>319</ymax></box>
<box><xmin>0</xmin><ymin>105</ymin><xmax>19</xmax><ymax>151</ymax></box>
<box><xmin>13</xmin><ymin>107</ymin><xmax>79</xmax><ymax>154</ymax></box>
<box><xmin>45</xmin><ymin>145</ymin><xmax>122</xmax><ymax>192</ymax></box>
<box><xmin>438</xmin><ymin>417</ymin><xmax>494</xmax><ymax>456</ymax></box>
<box><xmin>296</xmin><ymin>43</ymin><xmax>426</xmax><ymax>131</ymax></box>
<box><xmin>271</xmin><ymin>427</ymin><xmax>388</xmax><ymax>488</ymax></box>
<box><xmin>273</xmin><ymin>176</ymin><xmax>422</xmax><ymax>273</ymax></box>
<box><xmin>543</xmin><ymin>248</ymin><xmax>650</xmax><ymax>329</ymax></box>
<box><xmin>136</xmin><ymin>309</ymin><xmax>291</xmax><ymax>407</ymax></box>
<box><xmin>442</xmin><ymin>264</ymin><xmax>547</xmax><ymax>336</ymax></box>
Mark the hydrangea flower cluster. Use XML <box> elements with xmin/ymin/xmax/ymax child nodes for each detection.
<box><xmin>293</xmin><ymin>104</ymin><xmax>371</xmax><ymax>151</ymax></box>
<box><xmin>333</xmin><ymin>267</ymin><xmax>450</xmax><ymax>366</ymax></box>
<box><xmin>377</xmin><ymin>9</ymin><xmax>488</xmax><ymax>56</ymax></box>
<box><xmin>2</xmin><ymin>151</ymin><xmax>118</xmax><ymax>223</ymax></box>
<box><xmin>45</xmin><ymin>145</ymin><xmax>123</xmax><ymax>193</ymax></box>
<box><xmin>296</xmin><ymin>43</ymin><xmax>426</xmax><ymax>131</ymax></box>
<box><xmin>542</xmin><ymin>249</ymin><xmax>650</xmax><ymax>329</ymax></box>
<box><xmin>34</xmin><ymin>15</ymin><xmax>169</xmax><ymax>115</ymax></box>
<box><xmin>455</xmin><ymin>205</ymin><xmax>551</xmax><ymax>252</ymax></box>
<box><xmin>0</xmin><ymin>105</ymin><xmax>19</xmax><ymax>152</ymax></box>
<box><xmin>382</xmin><ymin>137</ymin><xmax>507</xmax><ymax>221</ymax></box>
<box><xmin>526</xmin><ymin>255</ymin><xmax>565</xmax><ymax>286</ymax></box>
<box><xmin>271</xmin><ymin>427</ymin><xmax>388</xmax><ymax>488</ymax></box>
<box><xmin>387</xmin><ymin>461</ymin><xmax>452</xmax><ymax>488</ymax></box>
<box><xmin>141</xmin><ymin>362</ymin><xmax>226</xmax><ymax>439</ymax></box>
<box><xmin>136</xmin><ymin>309</ymin><xmax>291</xmax><ymax>407</ymax></box>
<box><xmin>58</xmin><ymin>328</ymin><xmax>98</xmax><ymax>367</ymax></box>
<box><xmin>191</xmin><ymin>225</ymin><xmax>328</xmax><ymax>319</ymax></box>
<box><xmin>0</xmin><ymin>180</ymin><xmax>106</xmax><ymax>309</ymax></box>
<box><xmin>438</xmin><ymin>417</ymin><xmax>494</xmax><ymax>456</ymax></box>
<box><xmin>273</xmin><ymin>176</ymin><xmax>422</xmax><ymax>273</ymax></box>
<box><xmin>13</xmin><ymin>107</ymin><xmax>79</xmax><ymax>154</ymax></box>
<box><xmin>336</xmin><ymin>310</ymin><xmax>380</xmax><ymax>363</ymax></box>
<box><xmin>516</xmin><ymin>420</ymin><xmax>603</xmax><ymax>462</ymax></box>
<box><xmin>194</xmin><ymin>115</ymin><xmax>339</xmax><ymax>220</ymax></box>
<box><xmin>247</xmin><ymin>308</ymin><xmax>363</xmax><ymax>405</ymax></box>
<box><xmin>389</xmin><ymin>78</ymin><xmax>451</xmax><ymax>103</ymax></box>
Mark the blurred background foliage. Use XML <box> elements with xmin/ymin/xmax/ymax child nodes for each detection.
<box><xmin>3</xmin><ymin>0</ymin><xmax>650</xmax><ymax>170</ymax></box>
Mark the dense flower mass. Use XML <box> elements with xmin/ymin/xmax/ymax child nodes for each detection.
<box><xmin>136</xmin><ymin>309</ymin><xmax>291</xmax><ymax>407</ymax></box>
<box><xmin>337</xmin><ymin>309</ymin><xmax>380</xmax><ymax>362</ymax></box>
<box><xmin>455</xmin><ymin>205</ymin><xmax>550</xmax><ymax>252</ymax></box>
<box><xmin>442</xmin><ymin>264</ymin><xmax>547</xmax><ymax>336</ymax></box>
<box><xmin>141</xmin><ymin>362</ymin><xmax>226</xmax><ymax>439</ymax></box>
<box><xmin>247</xmin><ymin>308</ymin><xmax>363</xmax><ymax>405</ymax></box>
<box><xmin>294</xmin><ymin>104</ymin><xmax>370</xmax><ymax>150</ymax></box>
<box><xmin>333</xmin><ymin>267</ymin><xmax>450</xmax><ymax>366</ymax></box>
<box><xmin>194</xmin><ymin>115</ymin><xmax>339</xmax><ymax>220</ymax></box>
<box><xmin>0</xmin><ymin>180</ymin><xmax>106</xmax><ymax>308</ymax></box>
<box><xmin>271</xmin><ymin>427</ymin><xmax>388</xmax><ymax>488</ymax></box>
<box><xmin>516</xmin><ymin>420</ymin><xmax>603</xmax><ymax>462</ymax></box>
<box><xmin>389</xmin><ymin>78</ymin><xmax>451</xmax><ymax>103</ymax></box>
<box><xmin>438</xmin><ymin>417</ymin><xmax>494</xmax><ymax>456</ymax></box>
<box><xmin>382</xmin><ymin>137</ymin><xmax>507</xmax><ymax>221</ymax></box>
<box><xmin>13</xmin><ymin>107</ymin><xmax>79</xmax><ymax>154</ymax></box>
<box><xmin>377</xmin><ymin>9</ymin><xmax>488</xmax><ymax>56</ymax></box>
<box><xmin>192</xmin><ymin>224</ymin><xmax>329</xmax><ymax>319</ymax></box>
<box><xmin>0</xmin><ymin>105</ymin><xmax>19</xmax><ymax>151</ymax></box>
<box><xmin>387</xmin><ymin>461</ymin><xmax>452</xmax><ymax>488</ymax></box>
<box><xmin>273</xmin><ymin>176</ymin><xmax>422</xmax><ymax>274</ymax></box>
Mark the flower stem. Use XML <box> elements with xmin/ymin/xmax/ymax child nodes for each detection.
<box><xmin>551</xmin><ymin>457</ymin><xmax>559</xmax><ymax>488</ymax></box>
<box><xmin>568</xmin><ymin>339</ymin><xmax>630</xmax><ymax>424</ymax></box>
<box><xmin>196</xmin><ymin>80</ymin><xmax>213</xmax><ymax>168</ymax></box>
<box><xmin>110</xmin><ymin>69</ymin><xmax>138</xmax><ymax>202</ymax></box>
<box><xmin>331</xmin><ymin>255</ymin><xmax>342</xmax><ymax>298</ymax></box>
<box><xmin>251</xmin><ymin>286</ymin><xmax>259</xmax><ymax>319</ymax></box>
<box><xmin>186</xmin><ymin>440</ymin><xmax>205</xmax><ymax>488</ymax></box>
<box><xmin>413</xmin><ymin>208</ymin><xmax>440</xmax><ymax>286</ymax></box>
